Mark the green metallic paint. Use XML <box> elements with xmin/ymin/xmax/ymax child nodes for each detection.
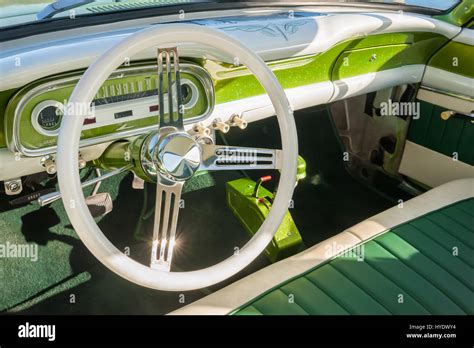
<box><xmin>211</xmin><ymin>32</ymin><xmax>448</xmax><ymax>104</ymax></box>
<box><xmin>435</xmin><ymin>0</ymin><xmax>474</xmax><ymax>27</ymax></box>
<box><xmin>333</xmin><ymin>44</ymin><xmax>410</xmax><ymax>80</ymax></box>
<box><xmin>428</xmin><ymin>41</ymin><xmax>474</xmax><ymax>78</ymax></box>
<box><xmin>93</xmin><ymin>140</ymin><xmax>133</xmax><ymax>170</ymax></box>
<box><xmin>130</xmin><ymin>134</ymin><xmax>152</xmax><ymax>181</ymax></box>
<box><xmin>226</xmin><ymin>178</ymin><xmax>304</xmax><ymax>263</ymax></box>
<box><xmin>0</xmin><ymin>89</ymin><xmax>17</xmax><ymax>148</ymax></box>
<box><xmin>383</xmin><ymin>126</ymin><xmax>407</xmax><ymax>176</ymax></box>
<box><xmin>296</xmin><ymin>155</ymin><xmax>307</xmax><ymax>182</ymax></box>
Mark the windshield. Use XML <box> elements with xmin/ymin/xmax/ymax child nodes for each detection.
<box><xmin>0</xmin><ymin>0</ymin><xmax>461</xmax><ymax>29</ymax></box>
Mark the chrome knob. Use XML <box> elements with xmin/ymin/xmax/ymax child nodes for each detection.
<box><xmin>230</xmin><ymin>114</ymin><xmax>248</xmax><ymax>130</ymax></box>
<box><xmin>78</xmin><ymin>158</ymin><xmax>87</xmax><ymax>169</ymax></box>
<box><xmin>212</xmin><ymin>118</ymin><xmax>230</xmax><ymax>133</ymax></box>
<box><xmin>193</xmin><ymin>122</ymin><xmax>211</xmax><ymax>137</ymax></box>
<box><xmin>440</xmin><ymin>110</ymin><xmax>455</xmax><ymax>121</ymax></box>
<box><xmin>41</xmin><ymin>156</ymin><xmax>57</xmax><ymax>175</ymax></box>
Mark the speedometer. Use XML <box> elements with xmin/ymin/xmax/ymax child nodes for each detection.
<box><xmin>31</xmin><ymin>100</ymin><xmax>64</xmax><ymax>136</ymax></box>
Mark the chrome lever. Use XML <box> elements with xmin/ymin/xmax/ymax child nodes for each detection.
<box><xmin>37</xmin><ymin>165</ymin><xmax>132</xmax><ymax>207</ymax></box>
<box><xmin>157</xmin><ymin>47</ymin><xmax>183</xmax><ymax>129</ymax></box>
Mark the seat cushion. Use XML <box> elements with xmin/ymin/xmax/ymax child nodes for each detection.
<box><xmin>234</xmin><ymin>199</ymin><xmax>474</xmax><ymax>315</ymax></box>
<box><xmin>171</xmin><ymin>179</ymin><xmax>474</xmax><ymax>315</ymax></box>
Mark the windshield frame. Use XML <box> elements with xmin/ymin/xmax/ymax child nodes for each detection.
<box><xmin>0</xmin><ymin>1</ymin><xmax>455</xmax><ymax>43</ymax></box>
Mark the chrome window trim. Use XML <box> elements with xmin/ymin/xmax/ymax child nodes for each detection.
<box><xmin>10</xmin><ymin>62</ymin><xmax>215</xmax><ymax>157</ymax></box>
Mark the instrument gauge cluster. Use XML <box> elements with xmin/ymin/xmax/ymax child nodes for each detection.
<box><xmin>6</xmin><ymin>63</ymin><xmax>215</xmax><ymax>157</ymax></box>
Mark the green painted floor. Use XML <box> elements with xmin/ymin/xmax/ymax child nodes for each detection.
<box><xmin>0</xmin><ymin>107</ymin><xmax>395</xmax><ymax>314</ymax></box>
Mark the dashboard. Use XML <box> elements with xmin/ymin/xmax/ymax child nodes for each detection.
<box><xmin>0</xmin><ymin>8</ymin><xmax>469</xmax><ymax>182</ymax></box>
<box><xmin>5</xmin><ymin>62</ymin><xmax>214</xmax><ymax>156</ymax></box>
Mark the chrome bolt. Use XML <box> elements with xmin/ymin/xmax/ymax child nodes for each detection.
<box><xmin>4</xmin><ymin>179</ymin><xmax>22</xmax><ymax>196</ymax></box>
<box><xmin>7</xmin><ymin>181</ymin><xmax>20</xmax><ymax>192</ymax></box>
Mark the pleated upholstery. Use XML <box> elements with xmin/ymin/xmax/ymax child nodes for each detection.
<box><xmin>234</xmin><ymin>199</ymin><xmax>474</xmax><ymax>315</ymax></box>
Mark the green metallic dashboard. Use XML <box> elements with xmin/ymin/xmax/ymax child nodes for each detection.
<box><xmin>209</xmin><ymin>32</ymin><xmax>448</xmax><ymax>103</ymax></box>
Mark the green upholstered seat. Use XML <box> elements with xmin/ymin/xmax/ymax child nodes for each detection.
<box><xmin>233</xmin><ymin>199</ymin><xmax>474</xmax><ymax>315</ymax></box>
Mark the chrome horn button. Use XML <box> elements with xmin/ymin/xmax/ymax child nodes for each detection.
<box><xmin>154</xmin><ymin>132</ymin><xmax>201</xmax><ymax>181</ymax></box>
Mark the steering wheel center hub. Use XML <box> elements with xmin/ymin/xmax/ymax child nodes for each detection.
<box><xmin>154</xmin><ymin>132</ymin><xmax>201</xmax><ymax>181</ymax></box>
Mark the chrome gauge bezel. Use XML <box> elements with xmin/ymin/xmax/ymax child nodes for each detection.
<box><xmin>10</xmin><ymin>63</ymin><xmax>215</xmax><ymax>157</ymax></box>
<box><xmin>30</xmin><ymin>100</ymin><xmax>64</xmax><ymax>137</ymax></box>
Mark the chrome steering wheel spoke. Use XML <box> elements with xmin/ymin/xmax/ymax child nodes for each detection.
<box><xmin>150</xmin><ymin>179</ymin><xmax>183</xmax><ymax>272</ymax></box>
<box><xmin>157</xmin><ymin>47</ymin><xmax>184</xmax><ymax>130</ymax></box>
<box><xmin>200</xmin><ymin>144</ymin><xmax>282</xmax><ymax>171</ymax></box>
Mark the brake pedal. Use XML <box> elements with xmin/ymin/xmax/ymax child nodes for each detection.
<box><xmin>85</xmin><ymin>192</ymin><xmax>113</xmax><ymax>218</ymax></box>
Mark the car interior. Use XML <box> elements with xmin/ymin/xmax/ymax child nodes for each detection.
<box><xmin>0</xmin><ymin>0</ymin><xmax>472</xmax><ymax>317</ymax></box>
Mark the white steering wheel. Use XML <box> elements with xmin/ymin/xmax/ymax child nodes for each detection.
<box><xmin>57</xmin><ymin>24</ymin><xmax>298</xmax><ymax>291</ymax></box>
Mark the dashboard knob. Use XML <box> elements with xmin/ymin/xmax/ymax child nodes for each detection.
<box><xmin>212</xmin><ymin>118</ymin><xmax>230</xmax><ymax>133</ymax></box>
<box><xmin>440</xmin><ymin>110</ymin><xmax>455</xmax><ymax>121</ymax></box>
<box><xmin>193</xmin><ymin>122</ymin><xmax>211</xmax><ymax>137</ymax></box>
<box><xmin>41</xmin><ymin>156</ymin><xmax>57</xmax><ymax>175</ymax></box>
<box><xmin>230</xmin><ymin>114</ymin><xmax>248</xmax><ymax>130</ymax></box>
<box><xmin>78</xmin><ymin>158</ymin><xmax>87</xmax><ymax>169</ymax></box>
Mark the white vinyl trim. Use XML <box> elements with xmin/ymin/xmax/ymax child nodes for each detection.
<box><xmin>0</xmin><ymin>142</ymin><xmax>110</xmax><ymax>181</ymax></box>
<box><xmin>422</xmin><ymin>66</ymin><xmax>474</xmax><ymax>99</ymax></box>
<box><xmin>417</xmin><ymin>88</ymin><xmax>474</xmax><ymax>114</ymax></box>
<box><xmin>330</xmin><ymin>64</ymin><xmax>425</xmax><ymax>102</ymax></box>
<box><xmin>452</xmin><ymin>27</ymin><xmax>474</xmax><ymax>45</ymax></box>
<box><xmin>399</xmin><ymin>141</ymin><xmax>474</xmax><ymax>188</ymax></box>
<box><xmin>0</xmin><ymin>11</ymin><xmax>461</xmax><ymax>91</ymax></box>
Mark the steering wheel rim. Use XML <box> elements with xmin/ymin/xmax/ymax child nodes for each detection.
<box><xmin>57</xmin><ymin>24</ymin><xmax>298</xmax><ymax>291</ymax></box>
